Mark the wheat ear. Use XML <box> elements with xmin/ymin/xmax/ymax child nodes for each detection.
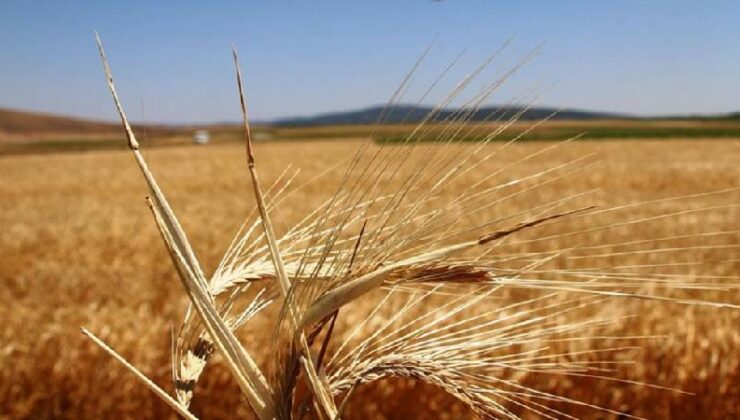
<box><xmin>301</xmin><ymin>206</ymin><xmax>595</xmax><ymax>328</ymax></box>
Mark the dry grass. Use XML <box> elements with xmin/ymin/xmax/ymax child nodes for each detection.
<box><xmin>1</xmin><ymin>138</ymin><xmax>738</xmax><ymax>418</ymax></box>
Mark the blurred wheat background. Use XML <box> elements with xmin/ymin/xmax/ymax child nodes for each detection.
<box><xmin>1</xmin><ymin>139</ymin><xmax>738</xmax><ymax>419</ymax></box>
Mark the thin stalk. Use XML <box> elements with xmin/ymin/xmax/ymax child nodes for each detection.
<box><xmin>232</xmin><ymin>45</ymin><xmax>339</xmax><ymax>419</ymax></box>
<box><xmin>81</xmin><ymin>328</ymin><xmax>199</xmax><ymax>420</ymax></box>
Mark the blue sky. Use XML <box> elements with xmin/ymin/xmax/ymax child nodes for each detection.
<box><xmin>1</xmin><ymin>1</ymin><xmax>739</xmax><ymax>123</ymax></box>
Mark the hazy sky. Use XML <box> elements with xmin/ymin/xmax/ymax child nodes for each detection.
<box><xmin>1</xmin><ymin>1</ymin><xmax>739</xmax><ymax>123</ymax></box>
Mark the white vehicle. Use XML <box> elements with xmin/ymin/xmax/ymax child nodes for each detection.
<box><xmin>193</xmin><ymin>130</ymin><xmax>210</xmax><ymax>145</ymax></box>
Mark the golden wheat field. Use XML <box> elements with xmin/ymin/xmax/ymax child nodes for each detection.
<box><xmin>1</xmin><ymin>138</ymin><xmax>739</xmax><ymax>419</ymax></box>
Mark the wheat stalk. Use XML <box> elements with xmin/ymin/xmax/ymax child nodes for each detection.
<box><xmin>232</xmin><ymin>46</ymin><xmax>338</xmax><ymax>419</ymax></box>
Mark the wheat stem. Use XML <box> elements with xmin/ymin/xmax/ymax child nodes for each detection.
<box><xmin>232</xmin><ymin>45</ymin><xmax>339</xmax><ymax>419</ymax></box>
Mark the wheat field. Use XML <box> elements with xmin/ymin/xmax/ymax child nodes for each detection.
<box><xmin>1</xmin><ymin>138</ymin><xmax>738</xmax><ymax>419</ymax></box>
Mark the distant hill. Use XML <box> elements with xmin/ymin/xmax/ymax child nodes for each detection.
<box><xmin>272</xmin><ymin>105</ymin><xmax>631</xmax><ymax>126</ymax></box>
<box><xmin>0</xmin><ymin>107</ymin><xmax>221</xmax><ymax>155</ymax></box>
<box><xmin>0</xmin><ymin>107</ymin><xmax>186</xmax><ymax>140</ymax></box>
<box><xmin>0</xmin><ymin>107</ymin><xmax>123</xmax><ymax>138</ymax></box>
<box><xmin>687</xmin><ymin>111</ymin><xmax>740</xmax><ymax>121</ymax></box>
<box><xmin>4</xmin><ymin>106</ymin><xmax>738</xmax><ymax>136</ymax></box>
<box><xmin>2</xmin><ymin>105</ymin><xmax>739</xmax><ymax>154</ymax></box>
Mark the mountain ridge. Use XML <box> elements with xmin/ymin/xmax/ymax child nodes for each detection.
<box><xmin>271</xmin><ymin>105</ymin><xmax>633</xmax><ymax>126</ymax></box>
<box><xmin>3</xmin><ymin>106</ymin><xmax>739</xmax><ymax>138</ymax></box>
